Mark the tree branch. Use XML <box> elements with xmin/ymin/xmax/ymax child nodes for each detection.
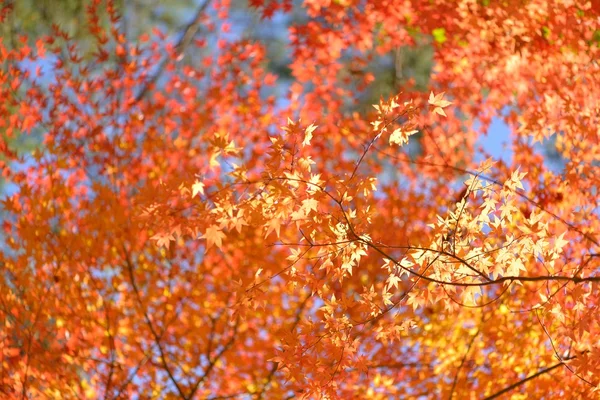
<box><xmin>188</xmin><ymin>318</ymin><xmax>240</xmax><ymax>399</ymax></box>
<box><xmin>134</xmin><ymin>0</ymin><xmax>211</xmax><ymax>103</ymax></box>
<box><xmin>448</xmin><ymin>327</ymin><xmax>480</xmax><ymax>400</ymax></box>
<box><xmin>122</xmin><ymin>246</ymin><xmax>188</xmax><ymax>399</ymax></box>
<box><xmin>483</xmin><ymin>362</ymin><xmax>563</xmax><ymax>400</ymax></box>
<box><xmin>256</xmin><ymin>293</ymin><xmax>312</xmax><ymax>399</ymax></box>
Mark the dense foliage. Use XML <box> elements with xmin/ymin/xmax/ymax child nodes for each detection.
<box><xmin>1</xmin><ymin>0</ymin><xmax>599</xmax><ymax>398</ymax></box>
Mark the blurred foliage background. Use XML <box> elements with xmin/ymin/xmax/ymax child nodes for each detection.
<box><xmin>0</xmin><ymin>0</ymin><xmax>435</xmax><ymax>193</ymax></box>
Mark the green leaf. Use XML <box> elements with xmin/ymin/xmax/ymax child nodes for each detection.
<box><xmin>541</xmin><ymin>26</ymin><xmax>551</xmax><ymax>40</ymax></box>
<box><xmin>592</xmin><ymin>30</ymin><xmax>600</xmax><ymax>46</ymax></box>
<box><xmin>432</xmin><ymin>28</ymin><xmax>447</xmax><ymax>44</ymax></box>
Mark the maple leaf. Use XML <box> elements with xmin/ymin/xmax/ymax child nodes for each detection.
<box><xmin>151</xmin><ymin>231</ymin><xmax>175</xmax><ymax>248</ymax></box>
<box><xmin>192</xmin><ymin>179</ymin><xmax>205</xmax><ymax>198</ymax></box>
<box><xmin>302</xmin><ymin>123</ymin><xmax>317</xmax><ymax>146</ymax></box>
<box><xmin>264</xmin><ymin>217</ymin><xmax>281</xmax><ymax>238</ymax></box>
<box><xmin>389</xmin><ymin>127</ymin><xmax>419</xmax><ymax>146</ymax></box>
<box><xmin>5</xmin><ymin>1</ymin><xmax>600</xmax><ymax>398</ymax></box>
<box><xmin>507</xmin><ymin>258</ymin><xmax>526</xmax><ymax>276</ymax></box>
<box><xmin>554</xmin><ymin>232</ymin><xmax>569</xmax><ymax>253</ymax></box>
<box><xmin>230</xmin><ymin>215</ymin><xmax>248</xmax><ymax>233</ymax></box>
<box><xmin>301</xmin><ymin>198</ymin><xmax>319</xmax><ymax>214</ymax></box>
<box><xmin>428</xmin><ymin>91</ymin><xmax>452</xmax><ymax>117</ymax></box>
<box><xmin>290</xmin><ymin>209</ymin><xmax>306</xmax><ymax>221</ymax></box>
<box><xmin>385</xmin><ymin>274</ymin><xmax>402</xmax><ymax>291</ymax></box>
<box><xmin>200</xmin><ymin>225</ymin><xmax>226</xmax><ymax>250</ymax></box>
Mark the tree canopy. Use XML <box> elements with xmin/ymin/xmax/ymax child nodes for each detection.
<box><xmin>1</xmin><ymin>0</ymin><xmax>599</xmax><ymax>398</ymax></box>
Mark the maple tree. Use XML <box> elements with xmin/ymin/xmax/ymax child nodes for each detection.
<box><xmin>1</xmin><ymin>0</ymin><xmax>600</xmax><ymax>398</ymax></box>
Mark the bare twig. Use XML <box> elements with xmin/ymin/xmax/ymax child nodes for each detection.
<box><xmin>134</xmin><ymin>0</ymin><xmax>211</xmax><ymax>103</ymax></box>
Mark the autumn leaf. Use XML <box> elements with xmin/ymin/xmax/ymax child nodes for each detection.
<box><xmin>3</xmin><ymin>1</ymin><xmax>600</xmax><ymax>399</ymax></box>
<box><xmin>428</xmin><ymin>91</ymin><xmax>452</xmax><ymax>117</ymax></box>
<box><xmin>201</xmin><ymin>225</ymin><xmax>226</xmax><ymax>250</ymax></box>
<box><xmin>303</xmin><ymin>123</ymin><xmax>317</xmax><ymax>147</ymax></box>
<box><xmin>151</xmin><ymin>231</ymin><xmax>175</xmax><ymax>248</ymax></box>
<box><xmin>301</xmin><ymin>198</ymin><xmax>319</xmax><ymax>214</ymax></box>
<box><xmin>192</xmin><ymin>179</ymin><xmax>205</xmax><ymax>198</ymax></box>
<box><xmin>264</xmin><ymin>217</ymin><xmax>281</xmax><ymax>238</ymax></box>
<box><xmin>389</xmin><ymin>127</ymin><xmax>419</xmax><ymax>146</ymax></box>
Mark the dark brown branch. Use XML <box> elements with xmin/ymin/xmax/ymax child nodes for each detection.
<box><xmin>122</xmin><ymin>246</ymin><xmax>188</xmax><ymax>399</ymax></box>
<box><xmin>372</xmin><ymin>146</ymin><xmax>599</xmax><ymax>247</ymax></box>
<box><xmin>483</xmin><ymin>362</ymin><xmax>564</xmax><ymax>400</ymax></box>
<box><xmin>268</xmin><ymin>175</ymin><xmax>600</xmax><ymax>289</ymax></box>
<box><xmin>188</xmin><ymin>318</ymin><xmax>240</xmax><ymax>398</ymax></box>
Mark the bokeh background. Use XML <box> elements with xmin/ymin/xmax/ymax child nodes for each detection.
<box><xmin>0</xmin><ymin>0</ymin><xmax>566</xmax><ymax>197</ymax></box>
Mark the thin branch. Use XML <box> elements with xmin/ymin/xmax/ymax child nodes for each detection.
<box><xmin>358</xmin><ymin>231</ymin><xmax>600</xmax><ymax>288</ymax></box>
<box><xmin>448</xmin><ymin>324</ymin><xmax>482</xmax><ymax>400</ymax></box>
<box><xmin>372</xmin><ymin>146</ymin><xmax>599</xmax><ymax>247</ymax></box>
<box><xmin>351</xmin><ymin>253</ymin><xmax>440</xmax><ymax>327</ymax></box>
<box><xmin>206</xmin><ymin>393</ymin><xmax>253</xmax><ymax>400</ymax></box>
<box><xmin>122</xmin><ymin>246</ymin><xmax>188</xmax><ymax>400</ymax></box>
<box><xmin>257</xmin><ymin>294</ymin><xmax>312</xmax><ymax>399</ymax></box>
<box><xmin>111</xmin><ymin>310</ymin><xmax>183</xmax><ymax>399</ymax></box>
<box><xmin>347</xmin><ymin>362</ymin><xmax>431</xmax><ymax>372</ymax></box>
<box><xmin>536</xmin><ymin>311</ymin><xmax>594</xmax><ymax>387</ymax></box>
<box><xmin>483</xmin><ymin>362</ymin><xmax>564</xmax><ymax>400</ymax></box>
<box><xmin>102</xmin><ymin>303</ymin><xmax>117</xmax><ymax>400</ymax></box>
<box><xmin>134</xmin><ymin>0</ymin><xmax>211</xmax><ymax>103</ymax></box>
<box><xmin>111</xmin><ymin>354</ymin><xmax>151</xmax><ymax>399</ymax></box>
<box><xmin>267</xmin><ymin>175</ymin><xmax>600</xmax><ymax>289</ymax></box>
<box><xmin>188</xmin><ymin>318</ymin><xmax>240</xmax><ymax>399</ymax></box>
<box><xmin>452</xmin><ymin>170</ymin><xmax>480</xmax><ymax>256</ymax></box>
<box><xmin>349</xmin><ymin>112</ymin><xmax>407</xmax><ymax>182</ymax></box>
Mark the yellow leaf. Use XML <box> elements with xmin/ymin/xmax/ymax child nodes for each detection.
<box><xmin>264</xmin><ymin>218</ymin><xmax>281</xmax><ymax>238</ymax></box>
<box><xmin>301</xmin><ymin>198</ymin><xmax>319</xmax><ymax>214</ymax></box>
<box><xmin>192</xmin><ymin>180</ymin><xmax>205</xmax><ymax>198</ymax></box>
<box><xmin>303</xmin><ymin>123</ymin><xmax>317</xmax><ymax>146</ymax></box>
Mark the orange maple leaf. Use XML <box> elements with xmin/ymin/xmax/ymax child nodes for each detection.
<box><xmin>201</xmin><ymin>225</ymin><xmax>226</xmax><ymax>250</ymax></box>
